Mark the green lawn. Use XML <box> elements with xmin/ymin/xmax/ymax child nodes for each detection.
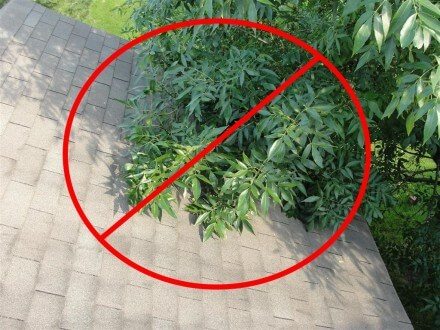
<box><xmin>1</xmin><ymin>0</ymin><xmax>8</xmax><ymax>8</ymax></box>
<box><xmin>84</xmin><ymin>0</ymin><xmax>132</xmax><ymax>37</ymax></box>
<box><xmin>35</xmin><ymin>0</ymin><xmax>132</xmax><ymax>37</ymax></box>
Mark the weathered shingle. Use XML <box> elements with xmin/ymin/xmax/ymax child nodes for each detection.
<box><xmin>0</xmin><ymin>256</ymin><xmax>39</xmax><ymax>320</ymax></box>
<box><xmin>60</xmin><ymin>271</ymin><xmax>97</xmax><ymax>328</ymax></box>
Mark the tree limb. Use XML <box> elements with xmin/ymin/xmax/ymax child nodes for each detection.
<box><xmin>401</xmin><ymin>175</ymin><xmax>440</xmax><ymax>185</ymax></box>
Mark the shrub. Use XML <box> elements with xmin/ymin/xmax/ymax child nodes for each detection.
<box><xmin>372</xmin><ymin>215</ymin><xmax>440</xmax><ymax>327</ymax></box>
<box><xmin>122</xmin><ymin>0</ymin><xmax>439</xmax><ymax>325</ymax></box>
<box><xmin>122</xmin><ymin>0</ymin><xmax>438</xmax><ymax>237</ymax></box>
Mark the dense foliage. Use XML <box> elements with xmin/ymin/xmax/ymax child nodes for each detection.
<box><xmin>123</xmin><ymin>0</ymin><xmax>438</xmax><ymax>234</ymax></box>
<box><xmin>122</xmin><ymin>1</ymin><xmax>439</xmax><ymax>326</ymax></box>
<box><xmin>372</xmin><ymin>205</ymin><xmax>440</xmax><ymax>328</ymax></box>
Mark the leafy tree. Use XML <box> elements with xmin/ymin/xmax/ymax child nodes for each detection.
<box><xmin>121</xmin><ymin>0</ymin><xmax>439</xmax><ymax>325</ymax></box>
<box><xmin>122</xmin><ymin>0</ymin><xmax>438</xmax><ymax>234</ymax></box>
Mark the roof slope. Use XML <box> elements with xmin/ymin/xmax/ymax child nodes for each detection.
<box><xmin>0</xmin><ymin>0</ymin><xmax>412</xmax><ymax>328</ymax></box>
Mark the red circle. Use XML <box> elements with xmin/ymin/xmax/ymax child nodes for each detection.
<box><xmin>63</xmin><ymin>18</ymin><xmax>371</xmax><ymax>290</ymax></box>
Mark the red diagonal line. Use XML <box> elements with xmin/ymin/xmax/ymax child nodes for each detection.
<box><xmin>100</xmin><ymin>56</ymin><xmax>320</xmax><ymax>240</ymax></box>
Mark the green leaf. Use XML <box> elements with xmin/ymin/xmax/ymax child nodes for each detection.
<box><xmin>302</xmin><ymin>143</ymin><xmax>311</xmax><ymax>158</ymax></box>
<box><xmin>303</xmin><ymin>196</ymin><xmax>320</xmax><ymax>203</ymax></box>
<box><xmin>237</xmin><ymin>189</ymin><xmax>249</xmax><ymax>215</ymax></box>
<box><xmin>399</xmin><ymin>74</ymin><xmax>419</xmax><ymax>85</ymax></box>
<box><xmin>390</xmin><ymin>0</ymin><xmax>412</xmax><ymax>36</ymax></box>
<box><xmin>373</xmin><ymin>14</ymin><xmax>384</xmax><ymax>51</ymax></box>
<box><xmin>353</xmin><ymin>17</ymin><xmax>372</xmax><ymax>55</ymax></box>
<box><xmin>257</xmin><ymin>0</ymin><xmax>273</xmax><ymax>5</ymax></box>
<box><xmin>353</xmin><ymin>11</ymin><xmax>373</xmax><ymax>38</ymax></box>
<box><xmin>204</xmin><ymin>0</ymin><xmax>213</xmax><ymax>17</ymax></box>
<box><xmin>397</xmin><ymin>85</ymin><xmax>415</xmax><ymax>115</ymax></box>
<box><xmin>437</xmin><ymin>105</ymin><xmax>440</xmax><ymax>138</ymax></box>
<box><xmin>157</xmin><ymin>195</ymin><xmax>177</xmax><ymax>218</ymax></box>
<box><xmin>243</xmin><ymin>219</ymin><xmax>255</xmax><ymax>234</ymax></box>
<box><xmin>180</xmin><ymin>53</ymin><xmax>187</xmax><ymax>67</ymax></box>
<box><xmin>406</xmin><ymin>112</ymin><xmax>416</xmax><ymax>135</ymax></box>
<box><xmin>311</xmin><ymin>146</ymin><xmax>323</xmax><ymax>168</ymax></box>
<box><xmin>381</xmin><ymin>0</ymin><xmax>392</xmax><ymax>38</ymax></box>
<box><xmin>203</xmin><ymin>223</ymin><xmax>215</xmax><ymax>241</ymax></box>
<box><xmin>419</xmin><ymin>12</ymin><xmax>440</xmax><ymax>35</ymax></box>
<box><xmin>423</xmin><ymin>28</ymin><xmax>431</xmax><ymax>50</ymax></box>
<box><xmin>209</xmin><ymin>172</ymin><xmax>218</xmax><ymax>187</ymax></box>
<box><xmin>267</xmin><ymin>139</ymin><xmax>285</xmax><ymax>160</ymax></box>
<box><xmin>383</xmin><ymin>97</ymin><xmax>399</xmax><ymax>118</ymax></box>
<box><xmin>414</xmin><ymin>101</ymin><xmax>434</xmax><ymax>122</ymax></box>
<box><xmin>307</xmin><ymin>108</ymin><xmax>321</xmax><ymax>122</ymax></box>
<box><xmin>419</xmin><ymin>0</ymin><xmax>440</xmax><ymax>17</ymax></box>
<box><xmin>195</xmin><ymin>212</ymin><xmax>210</xmax><ymax>225</ymax></box>
<box><xmin>431</xmin><ymin>65</ymin><xmax>440</xmax><ymax>90</ymax></box>
<box><xmin>400</xmin><ymin>14</ymin><xmax>417</xmax><ymax>48</ymax></box>
<box><xmin>277</xmin><ymin>5</ymin><xmax>291</xmax><ymax>11</ymax></box>
<box><xmin>176</xmin><ymin>86</ymin><xmax>192</xmax><ymax>100</ymax></box>
<box><xmin>248</xmin><ymin>0</ymin><xmax>257</xmax><ymax>21</ymax></box>
<box><xmin>343</xmin><ymin>0</ymin><xmax>363</xmax><ymax>16</ymax></box>
<box><xmin>368</xmin><ymin>100</ymin><xmax>382</xmax><ymax>117</ymax></box>
<box><xmin>215</xmin><ymin>221</ymin><xmax>226</xmax><ymax>238</ymax></box>
<box><xmin>383</xmin><ymin>38</ymin><xmax>396</xmax><ymax>70</ymax></box>
<box><xmin>261</xmin><ymin>191</ymin><xmax>269</xmax><ymax>215</ymax></box>
<box><xmin>150</xmin><ymin>201</ymin><xmax>161</xmax><ymax>219</ymax></box>
<box><xmin>192</xmin><ymin>177</ymin><xmax>201</xmax><ymax>200</ymax></box>
<box><xmin>239</xmin><ymin>70</ymin><xmax>245</xmax><ymax>86</ymax></box>
<box><xmin>413</xmin><ymin>26</ymin><xmax>424</xmax><ymax>49</ymax></box>
<box><xmin>355</xmin><ymin>49</ymin><xmax>373</xmax><ymax>71</ymax></box>
<box><xmin>423</xmin><ymin>106</ymin><xmax>438</xmax><ymax>143</ymax></box>
<box><xmin>266</xmin><ymin>187</ymin><xmax>282</xmax><ymax>205</ymax></box>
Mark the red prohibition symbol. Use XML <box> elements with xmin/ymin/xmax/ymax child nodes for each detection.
<box><xmin>63</xmin><ymin>18</ymin><xmax>372</xmax><ymax>290</ymax></box>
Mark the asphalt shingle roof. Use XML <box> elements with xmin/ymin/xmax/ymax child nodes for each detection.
<box><xmin>0</xmin><ymin>0</ymin><xmax>412</xmax><ymax>328</ymax></box>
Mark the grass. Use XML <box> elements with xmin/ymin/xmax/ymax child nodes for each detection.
<box><xmin>0</xmin><ymin>0</ymin><xmax>8</xmax><ymax>8</ymax></box>
<box><xmin>84</xmin><ymin>0</ymin><xmax>132</xmax><ymax>36</ymax></box>
<box><xmin>35</xmin><ymin>0</ymin><xmax>133</xmax><ymax>37</ymax></box>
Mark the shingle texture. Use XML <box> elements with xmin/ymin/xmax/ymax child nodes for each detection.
<box><xmin>0</xmin><ymin>0</ymin><xmax>412</xmax><ymax>328</ymax></box>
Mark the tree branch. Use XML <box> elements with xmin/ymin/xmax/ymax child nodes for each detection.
<box><xmin>403</xmin><ymin>168</ymin><xmax>437</xmax><ymax>175</ymax></box>
<box><xmin>401</xmin><ymin>175</ymin><xmax>440</xmax><ymax>185</ymax></box>
<box><xmin>397</xmin><ymin>146</ymin><xmax>433</xmax><ymax>159</ymax></box>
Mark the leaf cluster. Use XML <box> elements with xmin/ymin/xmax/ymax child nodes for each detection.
<box><xmin>122</xmin><ymin>0</ymin><xmax>438</xmax><ymax>242</ymax></box>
